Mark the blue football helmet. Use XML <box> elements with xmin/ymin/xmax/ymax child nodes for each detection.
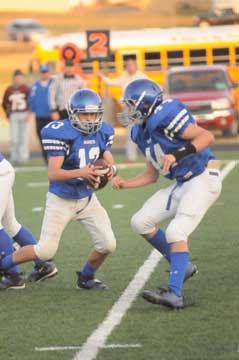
<box><xmin>118</xmin><ymin>79</ymin><xmax>163</xmax><ymax>126</ymax></box>
<box><xmin>67</xmin><ymin>89</ymin><xmax>103</xmax><ymax>134</ymax></box>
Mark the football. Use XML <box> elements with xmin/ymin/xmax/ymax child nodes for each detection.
<box><xmin>91</xmin><ymin>158</ymin><xmax>110</xmax><ymax>190</ymax></box>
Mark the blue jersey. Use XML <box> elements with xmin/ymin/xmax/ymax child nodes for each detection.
<box><xmin>0</xmin><ymin>153</ymin><xmax>4</xmax><ymax>163</ymax></box>
<box><xmin>131</xmin><ymin>99</ymin><xmax>214</xmax><ymax>182</ymax></box>
<box><xmin>28</xmin><ymin>79</ymin><xmax>53</xmax><ymax>118</ymax></box>
<box><xmin>41</xmin><ymin>119</ymin><xmax>114</xmax><ymax>199</ymax></box>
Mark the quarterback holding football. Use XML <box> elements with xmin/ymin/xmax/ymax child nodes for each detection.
<box><xmin>0</xmin><ymin>89</ymin><xmax>117</xmax><ymax>290</ymax></box>
<box><xmin>113</xmin><ymin>79</ymin><xmax>222</xmax><ymax>309</ymax></box>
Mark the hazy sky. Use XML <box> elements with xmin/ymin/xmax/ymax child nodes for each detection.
<box><xmin>0</xmin><ymin>0</ymin><xmax>70</xmax><ymax>12</ymax></box>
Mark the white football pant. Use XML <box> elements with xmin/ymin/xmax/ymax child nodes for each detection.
<box><xmin>0</xmin><ymin>159</ymin><xmax>21</xmax><ymax>235</ymax></box>
<box><xmin>34</xmin><ymin>192</ymin><xmax>116</xmax><ymax>261</ymax></box>
<box><xmin>131</xmin><ymin>168</ymin><xmax>222</xmax><ymax>243</ymax></box>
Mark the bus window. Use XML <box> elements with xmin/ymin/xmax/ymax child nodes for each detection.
<box><xmin>122</xmin><ymin>54</ymin><xmax>137</xmax><ymax>62</ymax></box>
<box><xmin>212</xmin><ymin>47</ymin><xmax>229</xmax><ymax>65</ymax></box>
<box><xmin>167</xmin><ymin>50</ymin><xmax>184</xmax><ymax>66</ymax></box>
<box><xmin>235</xmin><ymin>47</ymin><xmax>239</xmax><ymax>64</ymax></box>
<box><xmin>80</xmin><ymin>59</ymin><xmax>93</xmax><ymax>74</ymax></box>
<box><xmin>100</xmin><ymin>53</ymin><xmax>116</xmax><ymax>73</ymax></box>
<box><xmin>144</xmin><ymin>51</ymin><xmax>161</xmax><ymax>70</ymax></box>
<box><xmin>190</xmin><ymin>49</ymin><xmax>207</xmax><ymax>65</ymax></box>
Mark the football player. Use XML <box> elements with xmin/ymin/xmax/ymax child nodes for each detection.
<box><xmin>0</xmin><ymin>155</ymin><xmax>57</xmax><ymax>289</ymax></box>
<box><xmin>113</xmin><ymin>79</ymin><xmax>222</xmax><ymax>309</ymax></box>
<box><xmin>0</xmin><ymin>89</ymin><xmax>116</xmax><ymax>290</ymax></box>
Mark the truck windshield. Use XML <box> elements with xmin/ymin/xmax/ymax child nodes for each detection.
<box><xmin>168</xmin><ymin>70</ymin><xmax>229</xmax><ymax>92</ymax></box>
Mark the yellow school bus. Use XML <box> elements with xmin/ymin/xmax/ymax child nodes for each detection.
<box><xmin>33</xmin><ymin>25</ymin><xmax>239</xmax><ymax>100</ymax></box>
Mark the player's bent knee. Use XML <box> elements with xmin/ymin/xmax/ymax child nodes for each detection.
<box><xmin>95</xmin><ymin>235</ymin><xmax>116</xmax><ymax>254</ymax></box>
<box><xmin>131</xmin><ymin>213</ymin><xmax>154</xmax><ymax>235</ymax></box>
<box><xmin>131</xmin><ymin>213</ymin><xmax>141</xmax><ymax>234</ymax></box>
<box><xmin>166</xmin><ymin>222</ymin><xmax>188</xmax><ymax>244</ymax></box>
<box><xmin>33</xmin><ymin>242</ymin><xmax>58</xmax><ymax>261</ymax></box>
<box><xmin>106</xmin><ymin>237</ymin><xmax>116</xmax><ymax>254</ymax></box>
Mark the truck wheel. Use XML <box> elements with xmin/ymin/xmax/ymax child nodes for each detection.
<box><xmin>222</xmin><ymin>122</ymin><xmax>238</xmax><ymax>137</ymax></box>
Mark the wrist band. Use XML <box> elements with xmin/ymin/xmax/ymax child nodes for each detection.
<box><xmin>111</xmin><ymin>164</ymin><xmax>118</xmax><ymax>176</ymax></box>
<box><xmin>171</xmin><ymin>143</ymin><xmax>196</xmax><ymax>162</ymax></box>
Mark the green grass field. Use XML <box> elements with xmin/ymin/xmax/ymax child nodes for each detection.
<box><xmin>0</xmin><ymin>152</ymin><xmax>238</xmax><ymax>360</ymax></box>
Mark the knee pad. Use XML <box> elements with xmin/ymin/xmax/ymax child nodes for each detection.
<box><xmin>131</xmin><ymin>212</ymin><xmax>155</xmax><ymax>235</ymax></box>
<box><xmin>33</xmin><ymin>241</ymin><xmax>58</xmax><ymax>261</ymax></box>
<box><xmin>166</xmin><ymin>219</ymin><xmax>188</xmax><ymax>244</ymax></box>
<box><xmin>95</xmin><ymin>233</ymin><xmax>116</xmax><ymax>254</ymax></box>
<box><xmin>105</xmin><ymin>235</ymin><xmax>116</xmax><ymax>254</ymax></box>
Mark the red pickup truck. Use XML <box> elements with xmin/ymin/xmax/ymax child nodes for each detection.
<box><xmin>165</xmin><ymin>65</ymin><xmax>239</xmax><ymax>137</ymax></box>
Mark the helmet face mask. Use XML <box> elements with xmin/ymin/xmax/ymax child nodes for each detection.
<box><xmin>68</xmin><ymin>90</ymin><xmax>103</xmax><ymax>134</ymax></box>
<box><xmin>117</xmin><ymin>79</ymin><xmax>163</xmax><ymax>127</ymax></box>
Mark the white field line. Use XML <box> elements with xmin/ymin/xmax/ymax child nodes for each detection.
<box><xmin>15</xmin><ymin>166</ymin><xmax>46</xmax><ymax>173</ymax></box>
<box><xmin>15</xmin><ymin>160</ymin><xmax>237</xmax><ymax>174</ymax></box>
<box><xmin>220</xmin><ymin>160</ymin><xmax>238</xmax><ymax>180</ymax></box>
<box><xmin>24</xmin><ymin>160</ymin><xmax>238</xmax><ymax>189</ymax></box>
<box><xmin>27</xmin><ymin>182</ymin><xmax>48</xmax><ymax>188</ymax></box>
<box><xmin>72</xmin><ymin>160</ymin><xmax>237</xmax><ymax>360</ymax></box>
<box><xmin>24</xmin><ymin>164</ymin><xmax>146</xmax><ymax>187</ymax></box>
<box><xmin>35</xmin><ymin>344</ymin><xmax>142</xmax><ymax>352</ymax></box>
<box><xmin>72</xmin><ymin>250</ymin><xmax>162</xmax><ymax>360</ymax></box>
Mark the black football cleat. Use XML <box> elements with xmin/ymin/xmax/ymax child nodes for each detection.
<box><xmin>142</xmin><ymin>288</ymin><xmax>184</xmax><ymax>309</ymax></box>
<box><xmin>0</xmin><ymin>271</ymin><xmax>26</xmax><ymax>290</ymax></box>
<box><xmin>27</xmin><ymin>261</ymin><xmax>58</xmax><ymax>282</ymax></box>
<box><xmin>76</xmin><ymin>272</ymin><xmax>108</xmax><ymax>290</ymax></box>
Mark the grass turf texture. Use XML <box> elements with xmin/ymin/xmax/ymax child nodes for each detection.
<box><xmin>0</xmin><ymin>153</ymin><xmax>238</xmax><ymax>360</ymax></box>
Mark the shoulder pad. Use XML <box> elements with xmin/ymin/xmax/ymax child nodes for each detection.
<box><xmin>101</xmin><ymin>121</ymin><xmax>115</xmax><ymax>136</ymax></box>
<box><xmin>41</xmin><ymin>119</ymin><xmax>74</xmax><ymax>141</ymax></box>
<box><xmin>148</xmin><ymin>99</ymin><xmax>186</xmax><ymax>132</ymax></box>
<box><xmin>131</xmin><ymin>124</ymin><xmax>140</xmax><ymax>142</ymax></box>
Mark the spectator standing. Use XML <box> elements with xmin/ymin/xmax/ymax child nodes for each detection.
<box><xmin>49</xmin><ymin>59</ymin><xmax>85</xmax><ymax>120</ymax></box>
<box><xmin>2</xmin><ymin>69</ymin><xmax>30</xmax><ymax>164</ymax></box>
<box><xmin>99</xmin><ymin>57</ymin><xmax>148</xmax><ymax>163</ymax></box>
<box><xmin>28</xmin><ymin>64</ymin><xmax>53</xmax><ymax>163</ymax></box>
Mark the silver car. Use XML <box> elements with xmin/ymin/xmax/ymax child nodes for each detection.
<box><xmin>6</xmin><ymin>18</ymin><xmax>48</xmax><ymax>42</ymax></box>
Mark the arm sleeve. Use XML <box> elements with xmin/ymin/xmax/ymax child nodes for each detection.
<box><xmin>41</xmin><ymin>124</ymin><xmax>69</xmax><ymax>157</ymax></box>
<box><xmin>28</xmin><ymin>85</ymin><xmax>36</xmax><ymax>112</ymax></box>
<box><xmin>160</xmin><ymin>100</ymin><xmax>195</xmax><ymax>140</ymax></box>
<box><xmin>2</xmin><ymin>88</ymin><xmax>10</xmax><ymax>115</ymax></box>
<box><xmin>131</xmin><ymin>124</ymin><xmax>139</xmax><ymax>144</ymax></box>
<box><xmin>26</xmin><ymin>86</ymin><xmax>31</xmax><ymax>97</ymax></box>
<box><xmin>77</xmin><ymin>76</ymin><xmax>86</xmax><ymax>89</ymax></box>
<box><xmin>176</xmin><ymin>112</ymin><xmax>195</xmax><ymax>139</ymax></box>
<box><xmin>104</xmin><ymin>132</ymin><xmax>114</xmax><ymax>151</ymax></box>
<box><xmin>100</xmin><ymin>124</ymin><xmax>115</xmax><ymax>153</ymax></box>
<box><xmin>102</xmin><ymin>75</ymin><xmax>122</xmax><ymax>87</ymax></box>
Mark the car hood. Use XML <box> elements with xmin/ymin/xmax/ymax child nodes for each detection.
<box><xmin>168</xmin><ymin>90</ymin><xmax>230</xmax><ymax>102</ymax></box>
<box><xmin>197</xmin><ymin>11</ymin><xmax>215</xmax><ymax>19</ymax></box>
<box><xmin>25</xmin><ymin>28</ymin><xmax>46</xmax><ymax>33</ymax></box>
